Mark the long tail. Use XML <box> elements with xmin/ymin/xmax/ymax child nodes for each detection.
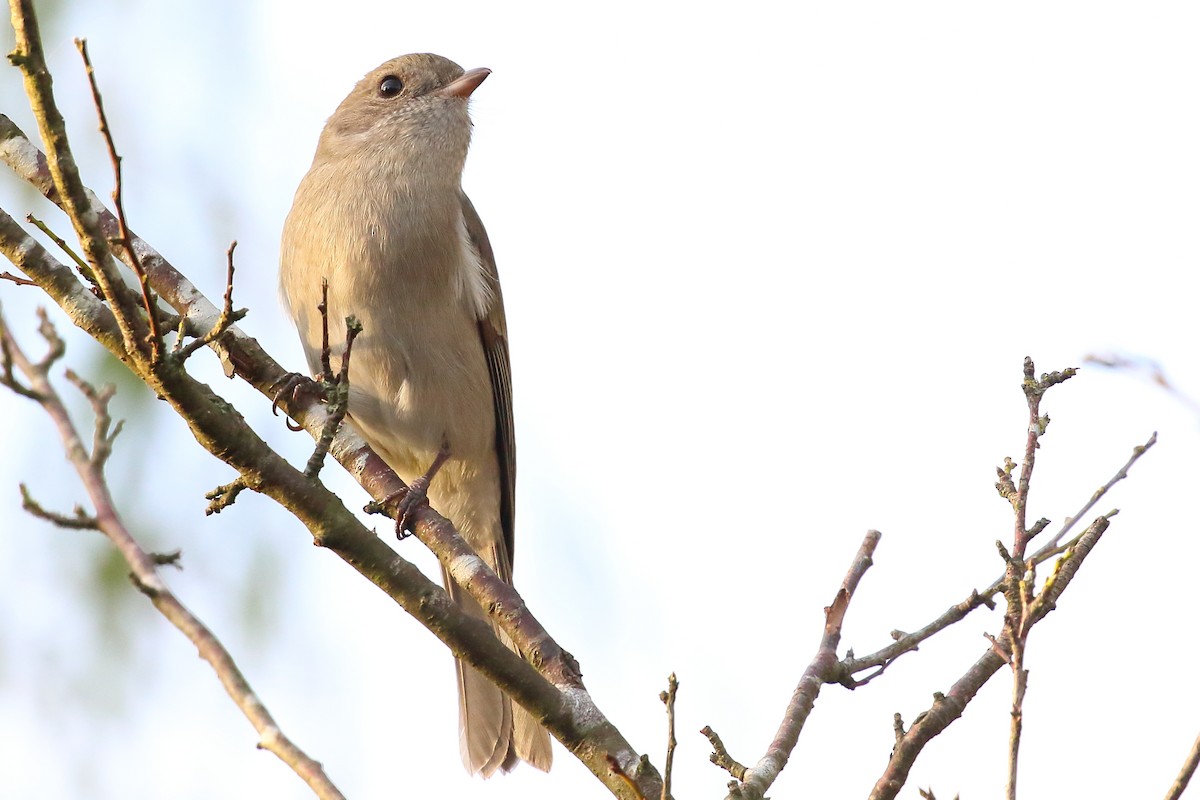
<box><xmin>442</xmin><ymin>565</ymin><xmax>553</xmax><ymax>776</ymax></box>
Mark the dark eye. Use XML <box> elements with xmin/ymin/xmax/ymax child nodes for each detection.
<box><xmin>378</xmin><ymin>76</ymin><xmax>403</xmax><ymax>97</ymax></box>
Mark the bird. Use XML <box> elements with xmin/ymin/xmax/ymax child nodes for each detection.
<box><xmin>278</xmin><ymin>53</ymin><xmax>552</xmax><ymax>777</ymax></box>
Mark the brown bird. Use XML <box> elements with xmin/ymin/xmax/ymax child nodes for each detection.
<box><xmin>279</xmin><ymin>53</ymin><xmax>552</xmax><ymax>776</ymax></box>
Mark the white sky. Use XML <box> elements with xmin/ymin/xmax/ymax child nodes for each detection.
<box><xmin>1</xmin><ymin>2</ymin><xmax>1198</xmax><ymax>799</ymax></box>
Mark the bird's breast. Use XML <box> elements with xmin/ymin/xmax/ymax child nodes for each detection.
<box><xmin>281</xmin><ymin>164</ymin><xmax>496</xmax><ymax>476</ymax></box>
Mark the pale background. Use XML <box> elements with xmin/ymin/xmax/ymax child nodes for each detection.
<box><xmin>1</xmin><ymin>2</ymin><xmax>1198</xmax><ymax>798</ymax></box>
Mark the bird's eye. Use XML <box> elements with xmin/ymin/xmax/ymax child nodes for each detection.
<box><xmin>378</xmin><ymin>76</ymin><xmax>404</xmax><ymax>97</ymax></box>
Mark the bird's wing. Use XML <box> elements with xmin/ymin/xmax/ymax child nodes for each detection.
<box><xmin>460</xmin><ymin>191</ymin><xmax>516</xmax><ymax>570</ymax></box>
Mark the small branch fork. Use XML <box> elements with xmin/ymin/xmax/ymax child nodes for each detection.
<box><xmin>0</xmin><ymin>309</ymin><xmax>345</xmax><ymax>800</ymax></box>
<box><xmin>839</xmin><ymin>429</ymin><xmax>1155</xmax><ymax>687</ymax></box>
<box><xmin>175</xmin><ymin>241</ymin><xmax>246</xmax><ymax>360</ymax></box>
<box><xmin>866</xmin><ymin>360</ymin><xmax>1113</xmax><ymax>800</ymax></box>
<box><xmin>707</xmin><ymin>530</ymin><xmax>881</xmax><ymax>800</ymax></box>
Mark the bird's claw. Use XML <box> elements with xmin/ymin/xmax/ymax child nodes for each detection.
<box><xmin>271</xmin><ymin>371</ymin><xmax>326</xmax><ymax>430</ymax></box>
<box><xmin>390</xmin><ymin>477</ymin><xmax>432</xmax><ymax>540</ymax></box>
<box><xmin>385</xmin><ymin>446</ymin><xmax>451</xmax><ymax>539</ymax></box>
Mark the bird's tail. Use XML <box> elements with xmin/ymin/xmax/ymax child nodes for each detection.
<box><xmin>442</xmin><ymin>566</ymin><xmax>553</xmax><ymax>776</ymax></box>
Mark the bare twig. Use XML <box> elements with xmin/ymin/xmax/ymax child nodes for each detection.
<box><xmin>1165</xmin><ymin>730</ymin><xmax>1200</xmax><ymax>800</ymax></box>
<box><xmin>64</xmin><ymin>368</ymin><xmax>124</xmax><ymax>468</ymax></box>
<box><xmin>175</xmin><ymin>241</ymin><xmax>246</xmax><ymax>359</ymax></box>
<box><xmin>1001</xmin><ymin>359</ymin><xmax>1076</xmax><ymax>800</ymax></box>
<box><xmin>0</xmin><ymin>309</ymin><xmax>346</xmax><ymax>800</ymax></box>
<box><xmin>1</xmin><ymin>270</ymin><xmax>36</xmax><ymax>285</ymax></box>
<box><xmin>867</xmin><ymin>360</ymin><xmax>1118</xmax><ymax>800</ymax></box>
<box><xmin>302</xmin><ymin>282</ymin><xmax>361</xmax><ymax>478</ymax></box>
<box><xmin>701</xmin><ymin>726</ymin><xmax>747</xmax><ymax>782</ymax></box>
<box><xmin>0</xmin><ymin>209</ymin><xmax>123</xmax><ymax>351</ymax></box>
<box><xmin>1010</xmin><ymin>359</ymin><xmax>1077</xmax><ymax>563</ymax></box>
<box><xmin>841</xmin><ymin>431</ymin><xmax>1154</xmax><ymax>685</ymax></box>
<box><xmin>204</xmin><ymin>477</ymin><xmax>248</xmax><ymax>515</ymax></box>
<box><xmin>75</xmin><ymin>37</ymin><xmax>162</xmax><ymax>362</ymax></box>
<box><xmin>1031</xmin><ymin>432</ymin><xmax>1156</xmax><ymax>556</ymax></box>
<box><xmin>659</xmin><ymin>673</ymin><xmax>678</xmax><ymax>800</ymax></box>
<box><xmin>869</xmin><ymin>512</ymin><xmax>1111</xmax><ymax>800</ymax></box>
<box><xmin>26</xmin><ymin>213</ymin><xmax>96</xmax><ymax>287</ymax></box>
<box><xmin>317</xmin><ymin>278</ymin><xmax>333</xmax><ymax>380</ymax></box>
<box><xmin>716</xmin><ymin>530</ymin><xmax>881</xmax><ymax>800</ymax></box>
<box><xmin>19</xmin><ymin>483</ymin><xmax>98</xmax><ymax>529</ymax></box>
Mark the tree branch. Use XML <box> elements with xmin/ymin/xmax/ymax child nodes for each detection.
<box><xmin>0</xmin><ymin>308</ymin><xmax>346</xmax><ymax>800</ymax></box>
<box><xmin>713</xmin><ymin>530</ymin><xmax>881</xmax><ymax>800</ymax></box>
<box><xmin>8</xmin><ymin>0</ymin><xmax>152</xmax><ymax>360</ymax></box>
<box><xmin>869</xmin><ymin>514</ymin><xmax>1114</xmax><ymax>797</ymax></box>
<box><xmin>839</xmin><ymin>431</ymin><xmax>1154</xmax><ymax>685</ymax></box>
<box><xmin>74</xmin><ymin>36</ymin><xmax>163</xmax><ymax>362</ymax></box>
<box><xmin>1164</xmin><ymin>730</ymin><xmax>1200</xmax><ymax>800</ymax></box>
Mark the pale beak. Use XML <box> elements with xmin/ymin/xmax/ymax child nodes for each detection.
<box><xmin>439</xmin><ymin>67</ymin><xmax>491</xmax><ymax>99</ymax></box>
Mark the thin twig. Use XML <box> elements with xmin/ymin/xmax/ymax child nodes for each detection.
<box><xmin>1002</xmin><ymin>359</ymin><xmax>1076</xmax><ymax>800</ymax></box>
<box><xmin>1</xmin><ymin>270</ymin><xmax>36</xmax><ymax>286</ymax></box>
<box><xmin>867</xmin><ymin>360</ymin><xmax>1114</xmax><ymax>800</ymax></box>
<box><xmin>175</xmin><ymin>240</ymin><xmax>246</xmax><ymax>359</ymax></box>
<box><xmin>64</xmin><ymin>368</ymin><xmax>123</xmax><ymax>469</ymax></box>
<box><xmin>701</xmin><ymin>726</ymin><xmax>747</xmax><ymax>782</ymax></box>
<box><xmin>659</xmin><ymin>673</ymin><xmax>678</xmax><ymax>800</ymax></box>
<box><xmin>318</xmin><ymin>279</ymin><xmax>332</xmax><ymax>379</ymax></box>
<box><xmin>205</xmin><ymin>478</ymin><xmax>248</xmax><ymax>515</ymax></box>
<box><xmin>1164</xmin><ymin>730</ymin><xmax>1200</xmax><ymax>800</ymax></box>
<box><xmin>1032</xmin><ymin>432</ymin><xmax>1156</xmax><ymax>556</ymax></box>
<box><xmin>0</xmin><ymin>209</ymin><xmax>124</xmax><ymax>353</ymax></box>
<box><xmin>0</xmin><ymin>308</ymin><xmax>345</xmax><ymax>800</ymax></box>
<box><xmin>74</xmin><ymin>38</ymin><xmax>162</xmax><ymax>363</ymax></box>
<box><xmin>304</xmin><ymin>297</ymin><xmax>362</xmax><ymax>479</ymax></box>
<box><xmin>19</xmin><ymin>483</ymin><xmax>98</xmax><ymax>529</ymax></box>
<box><xmin>26</xmin><ymin>213</ymin><xmax>96</xmax><ymax>287</ymax></box>
<box><xmin>717</xmin><ymin>530</ymin><xmax>881</xmax><ymax>800</ymax></box>
<box><xmin>841</xmin><ymin>431</ymin><xmax>1154</xmax><ymax>684</ymax></box>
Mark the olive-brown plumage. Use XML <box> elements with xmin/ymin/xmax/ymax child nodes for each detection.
<box><xmin>279</xmin><ymin>53</ymin><xmax>551</xmax><ymax>776</ymax></box>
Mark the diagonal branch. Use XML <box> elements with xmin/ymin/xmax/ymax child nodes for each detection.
<box><xmin>0</xmin><ymin>309</ymin><xmax>346</xmax><ymax>800</ymax></box>
<box><xmin>712</xmin><ymin>530</ymin><xmax>881</xmax><ymax>800</ymax></box>
<box><xmin>1164</xmin><ymin>730</ymin><xmax>1200</xmax><ymax>800</ymax></box>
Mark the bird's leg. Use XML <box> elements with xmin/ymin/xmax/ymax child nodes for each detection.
<box><xmin>389</xmin><ymin>444</ymin><xmax>452</xmax><ymax>539</ymax></box>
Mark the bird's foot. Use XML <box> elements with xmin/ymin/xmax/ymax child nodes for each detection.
<box><xmin>386</xmin><ymin>446</ymin><xmax>451</xmax><ymax>539</ymax></box>
<box><xmin>271</xmin><ymin>371</ymin><xmax>327</xmax><ymax>431</ymax></box>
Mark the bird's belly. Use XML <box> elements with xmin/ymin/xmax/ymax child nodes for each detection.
<box><xmin>343</xmin><ymin>321</ymin><xmax>495</xmax><ymax>483</ymax></box>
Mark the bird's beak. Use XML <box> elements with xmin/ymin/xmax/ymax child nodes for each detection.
<box><xmin>439</xmin><ymin>67</ymin><xmax>491</xmax><ymax>99</ymax></box>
